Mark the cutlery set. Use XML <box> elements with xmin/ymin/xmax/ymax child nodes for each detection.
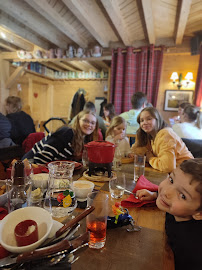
<box><xmin>0</xmin><ymin>206</ymin><xmax>95</xmax><ymax>268</ymax></box>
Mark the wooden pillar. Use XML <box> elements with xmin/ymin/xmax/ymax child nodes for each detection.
<box><xmin>0</xmin><ymin>59</ymin><xmax>9</xmax><ymax>113</ymax></box>
<box><xmin>28</xmin><ymin>78</ymin><xmax>33</xmax><ymax>114</ymax></box>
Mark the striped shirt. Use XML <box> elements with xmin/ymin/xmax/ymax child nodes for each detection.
<box><xmin>32</xmin><ymin>127</ymin><xmax>74</xmax><ymax>164</ymax></box>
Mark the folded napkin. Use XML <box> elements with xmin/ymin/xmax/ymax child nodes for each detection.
<box><xmin>0</xmin><ymin>207</ymin><xmax>8</xmax><ymax>220</ymax></box>
<box><xmin>121</xmin><ymin>175</ymin><xmax>159</xmax><ymax>208</ymax></box>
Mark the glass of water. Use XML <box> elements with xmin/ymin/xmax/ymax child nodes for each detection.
<box><xmin>134</xmin><ymin>155</ymin><xmax>146</xmax><ymax>182</ymax></box>
<box><xmin>109</xmin><ymin>172</ymin><xmax>126</xmax><ymax>199</ymax></box>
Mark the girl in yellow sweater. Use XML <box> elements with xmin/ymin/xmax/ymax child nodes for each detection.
<box><xmin>131</xmin><ymin>107</ymin><xmax>193</xmax><ymax>172</ymax></box>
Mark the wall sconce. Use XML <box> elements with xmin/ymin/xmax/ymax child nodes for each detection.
<box><xmin>185</xmin><ymin>72</ymin><xmax>193</xmax><ymax>86</ymax></box>
<box><xmin>170</xmin><ymin>72</ymin><xmax>182</xmax><ymax>89</ymax></box>
<box><xmin>170</xmin><ymin>72</ymin><xmax>193</xmax><ymax>89</ymax></box>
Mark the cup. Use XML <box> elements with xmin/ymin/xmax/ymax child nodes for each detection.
<box><xmin>72</xmin><ymin>180</ymin><xmax>94</xmax><ymax>202</ymax></box>
<box><xmin>109</xmin><ymin>172</ymin><xmax>126</xmax><ymax>199</ymax></box>
<box><xmin>45</xmin><ymin>161</ymin><xmax>77</xmax><ymax>218</ymax></box>
<box><xmin>134</xmin><ymin>155</ymin><xmax>146</xmax><ymax>181</ymax></box>
<box><xmin>86</xmin><ymin>192</ymin><xmax>108</xmax><ymax>249</ymax></box>
<box><xmin>6</xmin><ymin>179</ymin><xmax>32</xmax><ymax>212</ymax></box>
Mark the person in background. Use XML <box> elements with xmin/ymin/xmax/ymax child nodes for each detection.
<box><xmin>0</xmin><ymin>112</ymin><xmax>15</xmax><ymax>148</ymax></box>
<box><xmin>169</xmin><ymin>102</ymin><xmax>191</xmax><ymax>126</ymax></box>
<box><xmin>131</xmin><ymin>107</ymin><xmax>193</xmax><ymax>172</ymax></box>
<box><xmin>5</xmin><ymin>96</ymin><xmax>35</xmax><ymax>145</ymax></box>
<box><xmin>103</xmin><ymin>103</ymin><xmax>116</xmax><ymax>128</ymax></box>
<box><xmin>70</xmin><ymin>101</ymin><xmax>106</xmax><ymax>139</ymax></box>
<box><xmin>172</xmin><ymin>104</ymin><xmax>202</xmax><ymax>139</ymax></box>
<box><xmin>136</xmin><ymin>158</ymin><xmax>202</xmax><ymax>270</ymax></box>
<box><xmin>23</xmin><ymin>110</ymin><xmax>98</xmax><ymax>164</ymax></box>
<box><xmin>120</xmin><ymin>92</ymin><xmax>147</xmax><ymax>135</ymax></box>
<box><xmin>105</xmin><ymin>116</ymin><xmax>132</xmax><ymax>158</ymax></box>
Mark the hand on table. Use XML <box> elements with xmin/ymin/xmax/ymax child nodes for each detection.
<box><xmin>136</xmin><ymin>189</ymin><xmax>158</xmax><ymax>201</ymax></box>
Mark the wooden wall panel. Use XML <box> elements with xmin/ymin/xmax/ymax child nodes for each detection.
<box><xmin>157</xmin><ymin>54</ymin><xmax>199</xmax><ymax>124</ymax></box>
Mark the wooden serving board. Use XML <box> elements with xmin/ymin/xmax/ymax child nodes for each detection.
<box><xmin>83</xmin><ymin>170</ymin><xmax>116</xmax><ymax>182</ymax></box>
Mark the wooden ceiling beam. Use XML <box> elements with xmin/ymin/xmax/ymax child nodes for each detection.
<box><xmin>0</xmin><ymin>41</ymin><xmax>16</xmax><ymax>52</ymax></box>
<box><xmin>0</xmin><ymin>11</ymin><xmax>50</xmax><ymax>50</ymax></box>
<box><xmin>175</xmin><ymin>0</ymin><xmax>192</xmax><ymax>45</ymax></box>
<box><xmin>5</xmin><ymin>63</ymin><xmax>28</xmax><ymax>89</ymax></box>
<box><xmin>82</xmin><ymin>61</ymin><xmax>99</xmax><ymax>72</ymax></box>
<box><xmin>25</xmin><ymin>0</ymin><xmax>87</xmax><ymax>48</ymax></box>
<box><xmin>0</xmin><ymin>26</ymin><xmax>34</xmax><ymax>51</ymax></box>
<box><xmin>63</xmin><ymin>0</ymin><xmax>118</xmax><ymax>47</ymax></box>
<box><xmin>100</xmin><ymin>0</ymin><xmax>132</xmax><ymax>46</ymax></box>
<box><xmin>0</xmin><ymin>0</ymin><xmax>69</xmax><ymax>48</ymax></box>
<box><xmin>141</xmin><ymin>0</ymin><xmax>156</xmax><ymax>44</ymax></box>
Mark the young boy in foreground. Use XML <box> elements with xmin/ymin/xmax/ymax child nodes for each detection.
<box><xmin>136</xmin><ymin>158</ymin><xmax>202</xmax><ymax>270</ymax></box>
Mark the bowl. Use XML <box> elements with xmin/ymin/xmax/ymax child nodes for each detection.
<box><xmin>72</xmin><ymin>180</ymin><xmax>94</xmax><ymax>202</ymax></box>
<box><xmin>0</xmin><ymin>207</ymin><xmax>53</xmax><ymax>253</ymax></box>
<box><xmin>0</xmin><ymin>180</ymin><xmax>8</xmax><ymax>207</ymax></box>
<box><xmin>31</xmin><ymin>173</ymin><xmax>49</xmax><ymax>189</ymax></box>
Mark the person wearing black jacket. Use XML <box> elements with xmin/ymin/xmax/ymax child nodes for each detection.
<box><xmin>5</xmin><ymin>96</ymin><xmax>35</xmax><ymax>145</ymax></box>
<box><xmin>0</xmin><ymin>113</ymin><xmax>15</xmax><ymax>148</ymax></box>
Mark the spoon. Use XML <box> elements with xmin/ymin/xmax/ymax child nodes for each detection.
<box><xmin>116</xmin><ymin>186</ymin><xmax>139</xmax><ymax>199</ymax></box>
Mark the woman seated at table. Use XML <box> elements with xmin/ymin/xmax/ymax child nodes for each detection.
<box><xmin>131</xmin><ymin>107</ymin><xmax>193</xmax><ymax>172</ymax></box>
<box><xmin>172</xmin><ymin>104</ymin><xmax>202</xmax><ymax>139</ymax></box>
<box><xmin>23</xmin><ymin>110</ymin><xmax>98</xmax><ymax>164</ymax></box>
<box><xmin>5</xmin><ymin>96</ymin><xmax>35</xmax><ymax>145</ymax></box>
<box><xmin>103</xmin><ymin>103</ymin><xmax>116</xmax><ymax>128</ymax></box>
<box><xmin>169</xmin><ymin>102</ymin><xmax>190</xmax><ymax>126</ymax></box>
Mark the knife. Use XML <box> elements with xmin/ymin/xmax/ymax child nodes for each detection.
<box><xmin>0</xmin><ymin>232</ymin><xmax>89</xmax><ymax>267</ymax></box>
<box><xmin>55</xmin><ymin>205</ymin><xmax>95</xmax><ymax>238</ymax></box>
<box><xmin>41</xmin><ymin>205</ymin><xmax>95</xmax><ymax>247</ymax></box>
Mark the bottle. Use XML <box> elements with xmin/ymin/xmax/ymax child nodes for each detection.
<box><xmin>113</xmin><ymin>141</ymin><xmax>122</xmax><ymax>171</ymax></box>
<box><xmin>13</xmin><ymin>160</ymin><xmax>25</xmax><ymax>185</ymax></box>
<box><xmin>8</xmin><ymin>161</ymin><xmax>28</xmax><ymax>211</ymax></box>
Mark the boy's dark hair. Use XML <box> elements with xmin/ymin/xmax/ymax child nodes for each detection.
<box><xmin>103</xmin><ymin>103</ymin><xmax>116</xmax><ymax>120</ymax></box>
<box><xmin>84</xmin><ymin>101</ymin><xmax>96</xmax><ymax>112</ymax></box>
<box><xmin>131</xmin><ymin>92</ymin><xmax>147</xmax><ymax>109</ymax></box>
<box><xmin>180</xmin><ymin>158</ymin><xmax>202</xmax><ymax>210</ymax></box>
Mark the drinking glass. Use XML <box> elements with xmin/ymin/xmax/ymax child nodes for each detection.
<box><xmin>82</xmin><ymin>146</ymin><xmax>89</xmax><ymax>168</ymax></box>
<box><xmin>134</xmin><ymin>155</ymin><xmax>146</xmax><ymax>182</ymax></box>
<box><xmin>6</xmin><ymin>179</ymin><xmax>32</xmax><ymax>212</ymax></box>
<box><xmin>86</xmin><ymin>192</ymin><xmax>108</xmax><ymax>249</ymax></box>
<box><xmin>44</xmin><ymin>161</ymin><xmax>77</xmax><ymax>218</ymax></box>
<box><xmin>109</xmin><ymin>172</ymin><xmax>126</xmax><ymax>199</ymax></box>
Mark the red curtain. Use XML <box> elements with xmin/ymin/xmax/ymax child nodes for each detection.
<box><xmin>194</xmin><ymin>44</ymin><xmax>202</xmax><ymax>107</ymax></box>
<box><xmin>110</xmin><ymin>45</ymin><xmax>164</xmax><ymax>114</ymax></box>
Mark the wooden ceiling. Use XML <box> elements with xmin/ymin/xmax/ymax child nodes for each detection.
<box><xmin>0</xmin><ymin>0</ymin><xmax>201</xmax><ymax>72</ymax></box>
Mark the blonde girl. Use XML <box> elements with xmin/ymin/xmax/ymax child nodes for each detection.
<box><xmin>105</xmin><ymin>116</ymin><xmax>131</xmax><ymax>157</ymax></box>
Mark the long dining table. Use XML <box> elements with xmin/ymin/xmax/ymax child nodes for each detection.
<box><xmin>59</xmin><ymin>163</ymin><xmax>175</xmax><ymax>270</ymax></box>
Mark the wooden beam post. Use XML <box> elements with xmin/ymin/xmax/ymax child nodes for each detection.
<box><xmin>5</xmin><ymin>63</ymin><xmax>28</xmax><ymax>89</ymax></box>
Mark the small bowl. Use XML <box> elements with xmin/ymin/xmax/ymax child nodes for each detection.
<box><xmin>31</xmin><ymin>173</ymin><xmax>49</xmax><ymax>189</ymax></box>
<box><xmin>0</xmin><ymin>207</ymin><xmax>53</xmax><ymax>253</ymax></box>
<box><xmin>0</xmin><ymin>180</ymin><xmax>8</xmax><ymax>207</ymax></box>
<box><xmin>72</xmin><ymin>180</ymin><xmax>94</xmax><ymax>202</ymax></box>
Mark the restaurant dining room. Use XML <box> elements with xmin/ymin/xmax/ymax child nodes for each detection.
<box><xmin>0</xmin><ymin>0</ymin><xmax>202</xmax><ymax>269</ymax></box>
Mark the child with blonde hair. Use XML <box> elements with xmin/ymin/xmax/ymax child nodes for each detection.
<box><xmin>105</xmin><ymin>116</ymin><xmax>132</xmax><ymax>158</ymax></box>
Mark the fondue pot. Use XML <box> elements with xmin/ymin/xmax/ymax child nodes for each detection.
<box><xmin>85</xmin><ymin>141</ymin><xmax>115</xmax><ymax>164</ymax></box>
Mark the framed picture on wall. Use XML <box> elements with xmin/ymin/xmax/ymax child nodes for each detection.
<box><xmin>164</xmin><ymin>90</ymin><xmax>194</xmax><ymax>111</ymax></box>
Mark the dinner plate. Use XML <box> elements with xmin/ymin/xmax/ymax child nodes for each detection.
<box><xmin>47</xmin><ymin>161</ymin><xmax>82</xmax><ymax>170</ymax></box>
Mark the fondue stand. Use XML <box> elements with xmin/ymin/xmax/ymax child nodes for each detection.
<box><xmin>85</xmin><ymin>141</ymin><xmax>115</xmax><ymax>178</ymax></box>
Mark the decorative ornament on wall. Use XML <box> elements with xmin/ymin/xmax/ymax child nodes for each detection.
<box><xmin>34</xmin><ymin>93</ymin><xmax>38</xmax><ymax>98</ymax></box>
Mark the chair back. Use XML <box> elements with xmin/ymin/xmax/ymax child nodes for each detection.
<box><xmin>181</xmin><ymin>138</ymin><xmax>202</xmax><ymax>158</ymax></box>
<box><xmin>22</xmin><ymin>132</ymin><xmax>45</xmax><ymax>153</ymax></box>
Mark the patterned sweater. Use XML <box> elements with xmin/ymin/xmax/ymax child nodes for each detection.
<box><xmin>131</xmin><ymin>127</ymin><xmax>193</xmax><ymax>172</ymax></box>
<box><xmin>31</xmin><ymin>127</ymin><xmax>74</xmax><ymax>164</ymax></box>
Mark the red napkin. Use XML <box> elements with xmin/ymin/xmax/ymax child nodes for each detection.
<box><xmin>0</xmin><ymin>208</ymin><xmax>7</xmax><ymax>220</ymax></box>
<box><xmin>121</xmin><ymin>175</ymin><xmax>159</xmax><ymax>208</ymax></box>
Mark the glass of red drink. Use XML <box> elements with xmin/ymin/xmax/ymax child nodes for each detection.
<box><xmin>86</xmin><ymin>192</ymin><xmax>109</xmax><ymax>249</ymax></box>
